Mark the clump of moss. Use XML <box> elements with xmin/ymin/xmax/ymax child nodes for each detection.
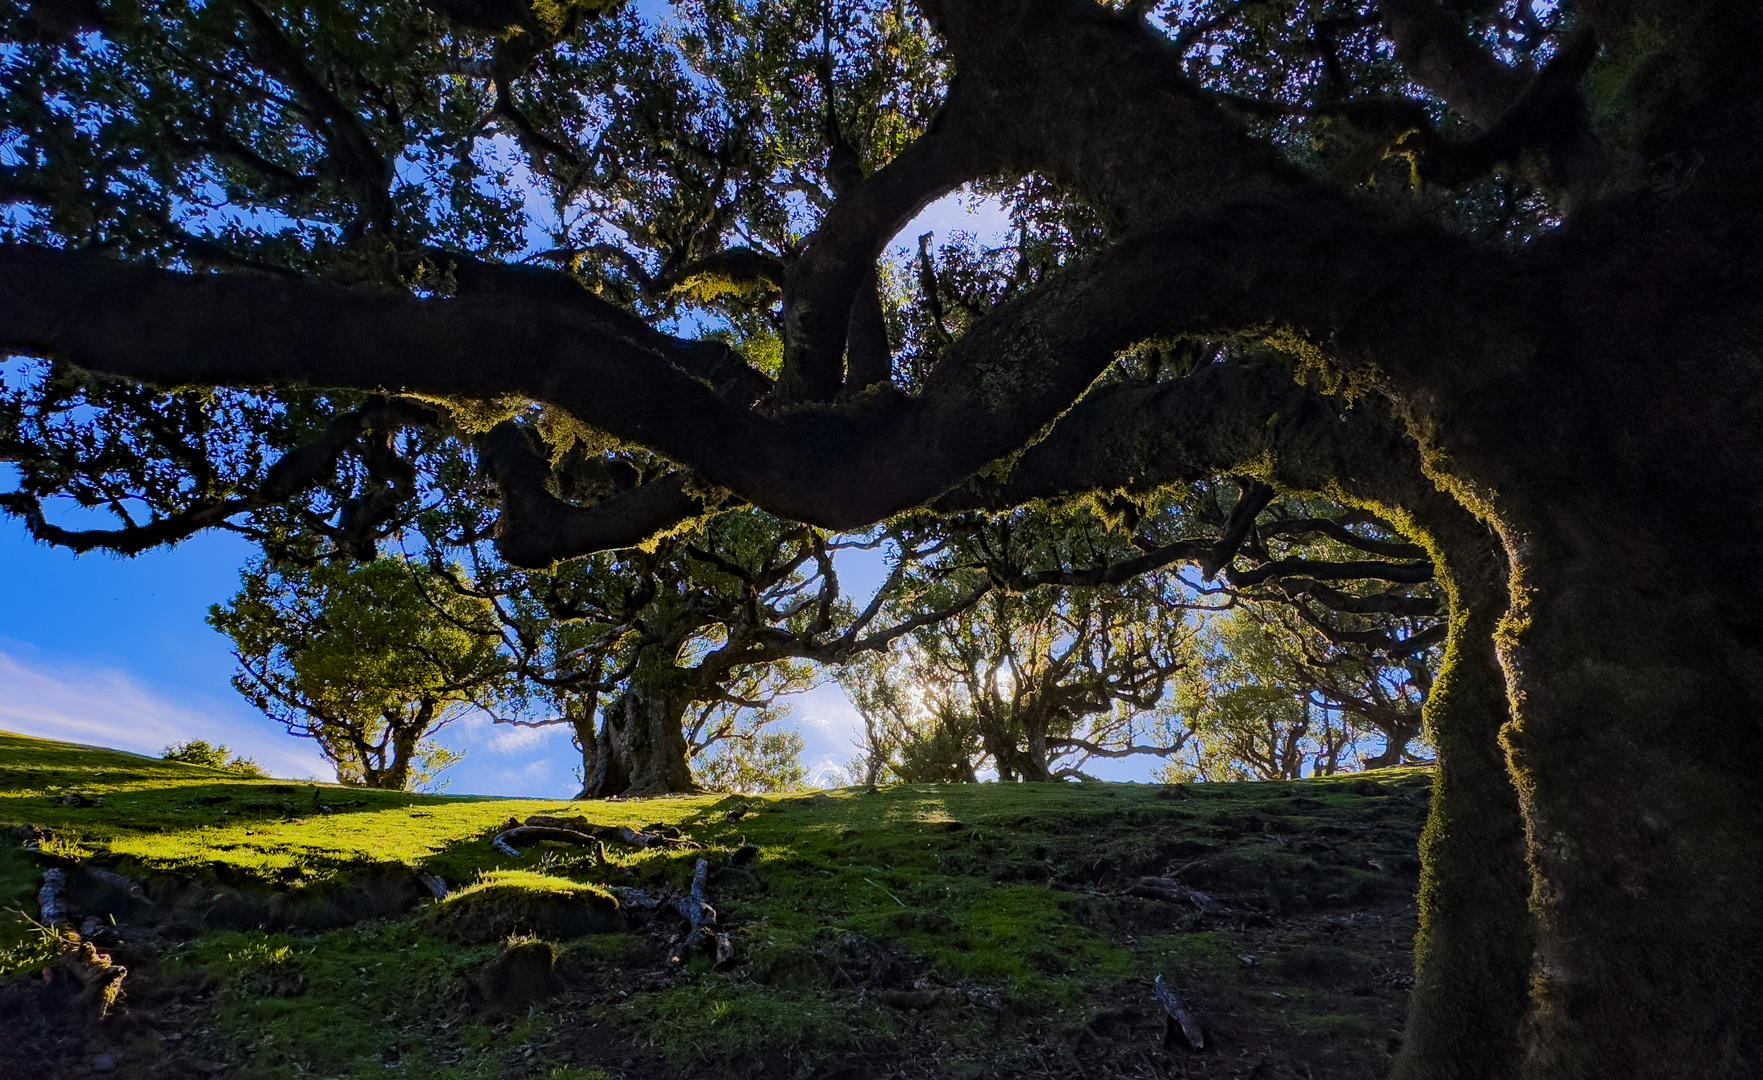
<box><xmin>427</xmin><ymin>870</ymin><xmax>623</xmax><ymax>943</ymax></box>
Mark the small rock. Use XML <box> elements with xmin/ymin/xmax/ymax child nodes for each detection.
<box><xmin>92</xmin><ymin>1054</ymin><xmax>117</xmax><ymax>1072</ymax></box>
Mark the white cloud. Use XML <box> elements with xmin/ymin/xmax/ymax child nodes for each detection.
<box><xmin>792</xmin><ymin>683</ymin><xmax>863</xmax><ymax>734</ymax></box>
<box><xmin>492</xmin><ymin>759</ymin><xmax>558</xmax><ymax>789</ymax></box>
<box><xmin>808</xmin><ymin>753</ymin><xmax>850</xmax><ymax>789</ymax></box>
<box><xmin>787</xmin><ymin>684</ymin><xmax>866</xmax><ymax>785</ymax></box>
<box><xmin>450</xmin><ymin>712</ymin><xmax>571</xmax><ymax>756</ymax></box>
<box><xmin>0</xmin><ymin>645</ymin><xmax>330</xmax><ymax>779</ymax></box>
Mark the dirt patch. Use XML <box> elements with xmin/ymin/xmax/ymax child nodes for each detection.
<box><xmin>473</xmin><ymin>939</ymin><xmax>568</xmax><ymax>1012</ymax></box>
<box><xmin>0</xmin><ymin>955</ymin><xmax>220</xmax><ymax>1080</ymax></box>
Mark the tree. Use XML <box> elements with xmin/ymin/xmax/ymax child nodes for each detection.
<box><xmin>3</xmin><ymin>0</ymin><xmax>1759</xmax><ymax>1074</ymax></box>
<box><xmin>1167</xmin><ymin>605</ymin><xmax>1425</xmax><ymax>782</ymax></box>
<box><xmin>1177</xmin><ymin>494</ymin><xmax>1447</xmax><ymax>777</ymax></box>
<box><xmin>431</xmin><ymin>505</ymin><xmax>980</xmax><ymax>795</ymax></box>
<box><xmin>844</xmin><ymin>506</ymin><xmax>1197</xmax><ymax>781</ymax></box>
<box><xmin>208</xmin><ymin>556</ymin><xmax>506</xmax><ymax>789</ymax></box>
<box><xmin>162</xmin><ymin>739</ymin><xmax>267</xmax><ymax>778</ymax></box>
<box><xmin>692</xmin><ymin>715</ymin><xmax>810</xmax><ymax>794</ymax></box>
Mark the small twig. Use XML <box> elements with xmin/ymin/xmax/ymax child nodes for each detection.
<box><xmin>864</xmin><ymin>878</ymin><xmax>907</xmax><ymax>907</ymax></box>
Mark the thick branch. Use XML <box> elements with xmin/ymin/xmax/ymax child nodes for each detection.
<box><xmin>1229</xmin><ymin>558</ymin><xmax>1434</xmax><ymax>587</ymax></box>
<box><xmin>1381</xmin><ymin>0</ymin><xmax>1529</xmax><ymax>129</ymax></box>
<box><xmin>778</xmin><ymin>77</ymin><xmax>1001</xmax><ymax>401</ymax></box>
<box><xmin>660</xmin><ymin>247</ymin><xmax>787</xmax><ymax>293</ymax></box>
<box><xmin>0</xmin><ymin>193</ymin><xmax>1504</xmax><ymax>534</ymax></box>
<box><xmin>1269</xmin><ymin>577</ymin><xmax>1441</xmax><ymax>617</ymax></box>
<box><xmin>480</xmin><ymin>422</ymin><xmax>705</xmax><ymax>568</ymax></box>
<box><xmin>1259</xmin><ymin>517</ymin><xmax>1428</xmax><ymax>560</ymax></box>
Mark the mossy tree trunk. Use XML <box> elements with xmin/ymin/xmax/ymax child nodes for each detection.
<box><xmin>577</xmin><ymin>657</ymin><xmax>699</xmax><ymax>797</ymax></box>
<box><xmin>1406</xmin><ymin>205</ymin><xmax>1763</xmax><ymax>1077</ymax></box>
<box><xmin>1389</xmin><ymin>503</ymin><xmax>1532</xmax><ymax>1080</ymax></box>
<box><xmin>1470</xmin><ymin>452</ymin><xmax>1763</xmax><ymax>1080</ymax></box>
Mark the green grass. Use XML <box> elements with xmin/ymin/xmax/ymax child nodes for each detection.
<box><xmin>1</xmin><ymin>730</ymin><xmax>1434</xmax><ymax>1078</ymax></box>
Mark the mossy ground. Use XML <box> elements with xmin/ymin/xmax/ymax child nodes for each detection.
<box><xmin>0</xmin><ymin>730</ymin><xmax>1431</xmax><ymax>1078</ymax></box>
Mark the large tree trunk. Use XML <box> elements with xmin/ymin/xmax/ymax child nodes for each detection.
<box><xmin>577</xmin><ymin>656</ymin><xmax>700</xmax><ymax>798</ymax></box>
<box><xmin>1417</xmin><ymin>217</ymin><xmax>1763</xmax><ymax>1077</ymax></box>
<box><xmin>1390</xmin><ymin>504</ymin><xmax>1531</xmax><ymax>1080</ymax></box>
<box><xmin>372</xmin><ymin>702</ymin><xmax>432</xmax><ymax>791</ymax></box>
<box><xmin>1490</xmin><ymin>491</ymin><xmax>1763</xmax><ymax>1079</ymax></box>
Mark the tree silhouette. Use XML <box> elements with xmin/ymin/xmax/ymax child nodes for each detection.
<box><xmin>4</xmin><ymin>0</ymin><xmax>1760</xmax><ymax>1073</ymax></box>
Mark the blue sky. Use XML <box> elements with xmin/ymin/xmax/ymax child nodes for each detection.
<box><xmin>0</xmin><ymin>520</ymin><xmax>897</xmax><ymax>796</ymax></box>
<box><xmin>0</xmin><ymin>192</ymin><xmax>1170</xmax><ymax>795</ymax></box>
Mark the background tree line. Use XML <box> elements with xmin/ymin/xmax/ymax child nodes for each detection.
<box><xmin>201</xmin><ymin>464</ymin><xmax>1443</xmax><ymax>793</ymax></box>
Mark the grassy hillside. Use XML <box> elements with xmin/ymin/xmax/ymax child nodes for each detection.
<box><xmin>1</xmin><ymin>730</ymin><xmax>1432</xmax><ymax>1079</ymax></box>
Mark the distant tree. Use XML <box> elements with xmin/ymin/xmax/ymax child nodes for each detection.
<box><xmin>427</xmin><ymin>500</ymin><xmax>981</xmax><ymax>796</ymax></box>
<box><xmin>1158</xmin><ymin>496</ymin><xmax>1444</xmax><ymax>781</ymax></box>
<box><xmin>1167</xmin><ymin>610</ymin><xmax>1364</xmax><ymax>782</ymax></box>
<box><xmin>208</xmin><ymin>556</ymin><xmax>509</xmax><ymax>790</ymax></box>
<box><xmin>909</xmin><ymin>585</ymin><xmax>1190</xmax><ymax>781</ymax></box>
<box><xmin>842</xmin><ymin>505</ymin><xmax>1197</xmax><ymax>782</ymax></box>
<box><xmin>692</xmin><ymin>711</ymin><xmax>810</xmax><ymax>794</ymax></box>
<box><xmin>840</xmin><ymin>648</ymin><xmax>983</xmax><ymax>784</ymax></box>
<box><xmin>162</xmin><ymin>739</ymin><xmax>267</xmax><ymax>778</ymax></box>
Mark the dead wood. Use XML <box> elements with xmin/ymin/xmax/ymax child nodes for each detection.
<box><xmin>671</xmin><ymin>857</ymin><xmax>716</xmax><ymax>956</ymax></box>
<box><xmin>491</xmin><ymin>816</ymin><xmax>698</xmax><ymax>857</ymax></box>
<box><xmin>83</xmin><ymin>866</ymin><xmax>149</xmax><ymax>904</ymax></box>
<box><xmin>38</xmin><ymin>868</ymin><xmax>70</xmax><ymax>928</ymax></box>
<box><xmin>1153</xmin><ymin>974</ymin><xmax>1206</xmax><ymax>1051</ymax></box>
<box><xmin>608</xmin><ymin>886</ymin><xmax>663</xmax><ymax>910</ymax></box>
<box><xmin>62</xmin><ymin>934</ymin><xmax>127</xmax><ymax>1017</ymax></box>
<box><xmin>36</xmin><ymin>869</ymin><xmax>128</xmax><ymax>1016</ymax></box>
<box><xmin>1128</xmin><ymin>877</ymin><xmax>1232</xmax><ymax>915</ymax></box>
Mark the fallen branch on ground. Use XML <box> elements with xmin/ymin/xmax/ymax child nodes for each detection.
<box><xmin>672</xmin><ymin>858</ymin><xmax>716</xmax><ymax>955</ymax></box>
<box><xmin>36</xmin><ymin>869</ymin><xmax>128</xmax><ymax>1016</ymax></box>
<box><xmin>63</xmin><ymin>935</ymin><xmax>128</xmax><ymax>1016</ymax></box>
<box><xmin>83</xmin><ymin>865</ymin><xmax>150</xmax><ymax>904</ymax></box>
<box><xmin>416</xmin><ymin>871</ymin><xmax>449</xmax><ymax>899</ymax></box>
<box><xmin>491</xmin><ymin>816</ymin><xmax>699</xmax><ymax>857</ymax></box>
<box><xmin>1153</xmin><ymin>974</ymin><xmax>1206</xmax><ymax>1051</ymax></box>
<box><xmin>38</xmin><ymin>868</ymin><xmax>69</xmax><ymax>928</ymax></box>
<box><xmin>1127</xmin><ymin>877</ymin><xmax>1232</xmax><ymax>915</ymax></box>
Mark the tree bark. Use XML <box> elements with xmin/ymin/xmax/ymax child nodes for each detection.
<box><xmin>578</xmin><ymin>656</ymin><xmax>700</xmax><ymax>798</ymax></box>
<box><xmin>1403</xmin><ymin>203</ymin><xmax>1763</xmax><ymax>1077</ymax></box>
<box><xmin>1477</xmin><ymin>468</ymin><xmax>1763</xmax><ymax>1079</ymax></box>
<box><xmin>1389</xmin><ymin>503</ymin><xmax>1531</xmax><ymax>1080</ymax></box>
